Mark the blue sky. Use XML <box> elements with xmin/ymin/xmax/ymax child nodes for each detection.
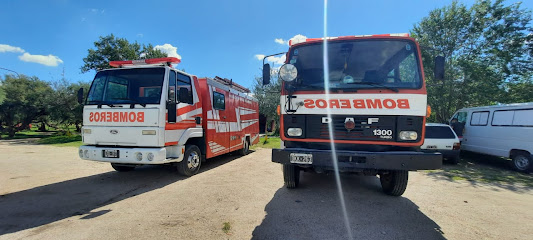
<box><xmin>1</xmin><ymin>0</ymin><xmax>530</xmax><ymax>89</ymax></box>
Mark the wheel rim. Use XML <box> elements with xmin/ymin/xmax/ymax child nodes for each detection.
<box><xmin>514</xmin><ymin>155</ymin><xmax>529</xmax><ymax>170</ymax></box>
<box><xmin>187</xmin><ymin>151</ymin><xmax>200</xmax><ymax>169</ymax></box>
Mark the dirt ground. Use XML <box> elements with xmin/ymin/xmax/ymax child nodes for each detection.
<box><xmin>0</xmin><ymin>139</ymin><xmax>532</xmax><ymax>240</ymax></box>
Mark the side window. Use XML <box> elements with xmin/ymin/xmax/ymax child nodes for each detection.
<box><xmin>512</xmin><ymin>109</ymin><xmax>533</xmax><ymax>126</ymax></box>
<box><xmin>168</xmin><ymin>71</ymin><xmax>176</xmax><ymax>102</ymax></box>
<box><xmin>87</xmin><ymin>75</ymin><xmax>106</xmax><ymax>103</ymax></box>
<box><xmin>470</xmin><ymin>111</ymin><xmax>489</xmax><ymax>126</ymax></box>
<box><xmin>492</xmin><ymin>110</ymin><xmax>514</xmax><ymax>126</ymax></box>
<box><xmin>177</xmin><ymin>73</ymin><xmax>193</xmax><ymax>104</ymax></box>
<box><xmin>213</xmin><ymin>91</ymin><xmax>225</xmax><ymax>110</ymax></box>
<box><xmin>456</xmin><ymin>112</ymin><xmax>467</xmax><ymax>124</ymax></box>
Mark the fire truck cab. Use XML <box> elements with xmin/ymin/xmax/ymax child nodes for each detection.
<box><xmin>78</xmin><ymin>57</ymin><xmax>259</xmax><ymax>176</ymax></box>
<box><xmin>263</xmin><ymin>34</ymin><xmax>443</xmax><ymax>196</ymax></box>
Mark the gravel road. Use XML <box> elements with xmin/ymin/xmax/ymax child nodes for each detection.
<box><xmin>0</xmin><ymin>139</ymin><xmax>532</xmax><ymax>239</ymax></box>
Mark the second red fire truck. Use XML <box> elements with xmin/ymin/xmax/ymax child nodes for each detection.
<box><xmin>78</xmin><ymin>57</ymin><xmax>259</xmax><ymax>176</ymax></box>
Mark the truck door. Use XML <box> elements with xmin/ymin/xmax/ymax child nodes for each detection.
<box><xmin>211</xmin><ymin>89</ymin><xmax>230</xmax><ymax>156</ymax></box>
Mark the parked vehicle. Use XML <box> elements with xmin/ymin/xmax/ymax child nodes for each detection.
<box><xmin>77</xmin><ymin>57</ymin><xmax>260</xmax><ymax>176</ymax></box>
<box><xmin>421</xmin><ymin>123</ymin><xmax>460</xmax><ymax>164</ymax></box>
<box><xmin>262</xmin><ymin>33</ymin><xmax>443</xmax><ymax>196</ymax></box>
<box><xmin>450</xmin><ymin>102</ymin><xmax>533</xmax><ymax>172</ymax></box>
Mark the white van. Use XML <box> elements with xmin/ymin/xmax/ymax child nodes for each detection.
<box><xmin>450</xmin><ymin>102</ymin><xmax>533</xmax><ymax>172</ymax></box>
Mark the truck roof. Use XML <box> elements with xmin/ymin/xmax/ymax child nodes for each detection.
<box><xmin>289</xmin><ymin>33</ymin><xmax>412</xmax><ymax>46</ymax></box>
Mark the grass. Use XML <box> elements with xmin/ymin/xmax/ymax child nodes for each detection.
<box><xmin>251</xmin><ymin>136</ymin><xmax>281</xmax><ymax>149</ymax></box>
<box><xmin>1</xmin><ymin>128</ymin><xmax>83</xmax><ymax>147</ymax></box>
<box><xmin>222</xmin><ymin>222</ymin><xmax>231</xmax><ymax>234</ymax></box>
<box><xmin>37</xmin><ymin>135</ymin><xmax>82</xmax><ymax>145</ymax></box>
<box><xmin>424</xmin><ymin>152</ymin><xmax>533</xmax><ymax>191</ymax></box>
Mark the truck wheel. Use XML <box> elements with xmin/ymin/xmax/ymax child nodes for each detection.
<box><xmin>283</xmin><ymin>164</ymin><xmax>300</xmax><ymax>188</ymax></box>
<box><xmin>111</xmin><ymin>163</ymin><xmax>135</xmax><ymax>172</ymax></box>
<box><xmin>380</xmin><ymin>170</ymin><xmax>408</xmax><ymax>196</ymax></box>
<box><xmin>511</xmin><ymin>153</ymin><xmax>531</xmax><ymax>172</ymax></box>
<box><xmin>239</xmin><ymin>139</ymin><xmax>249</xmax><ymax>156</ymax></box>
<box><xmin>177</xmin><ymin>145</ymin><xmax>202</xmax><ymax>177</ymax></box>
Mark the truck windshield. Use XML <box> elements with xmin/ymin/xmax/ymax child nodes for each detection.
<box><xmin>289</xmin><ymin>39</ymin><xmax>422</xmax><ymax>90</ymax></box>
<box><xmin>86</xmin><ymin>68</ymin><xmax>165</xmax><ymax>105</ymax></box>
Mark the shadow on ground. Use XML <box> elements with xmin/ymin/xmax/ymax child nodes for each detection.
<box><xmin>424</xmin><ymin>151</ymin><xmax>533</xmax><ymax>192</ymax></box>
<box><xmin>252</xmin><ymin>172</ymin><xmax>444</xmax><ymax>240</ymax></box>
<box><xmin>0</xmin><ymin>153</ymin><xmax>242</xmax><ymax>235</ymax></box>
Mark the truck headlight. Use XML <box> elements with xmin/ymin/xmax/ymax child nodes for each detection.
<box><xmin>83</xmin><ymin>129</ymin><xmax>91</xmax><ymax>134</ymax></box>
<box><xmin>142</xmin><ymin>130</ymin><xmax>156</xmax><ymax>135</ymax></box>
<box><xmin>84</xmin><ymin>150</ymin><xmax>89</xmax><ymax>158</ymax></box>
<box><xmin>287</xmin><ymin>128</ymin><xmax>303</xmax><ymax>137</ymax></box>
<box><xmin>79</xmin><ymin>149</ymin><xmax>84</xmax><ymax>158</ymax></box>
<box><xmin>400</xmin><ymin>131</ymin><xmax>418</xmax><ymax>140</ymax></box>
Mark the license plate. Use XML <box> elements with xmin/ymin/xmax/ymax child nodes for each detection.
<box><xmin>426</xmin><ymin>145</ymin><xmax>437</xmax><ymax>149</ymax></box>
<box><xmin>103</xmin><ymin>150</ymin><xmax>119</xmax><ymax>158</ymax></box>
<box><xmin>290</xmin><ymin>153</ymin><xmax>313</xmax><ymax>164</ymax></box>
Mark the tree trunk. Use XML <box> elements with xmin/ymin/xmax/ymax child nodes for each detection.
<box><xmin>75</xmin><ymin>123</ymin><xmax>81</xmax><ymax>132</ymax></box>
<box><xmin>39</xmin><ymin>121</ymin><xmax>47</xmax><ymax>132</ymax></box>
<box><xmin>8</xmin><ymin>127</ymin><xmax>15</xmax><ymax>138</ymax></box>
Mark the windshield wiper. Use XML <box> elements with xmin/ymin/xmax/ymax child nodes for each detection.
<box><xmin>347</xmin><ymin>82</ymin><xmax>399</xmax><ymax>92</ymax></box>
<box><xmin>111</xmin><ymin>98</ymin><xmax>147</xmax><ymax>108</ymax></box>
<box><xmin>88</xmin><ymin>100</ymin><xmax>121</xmax><ymax>108</ymax></box>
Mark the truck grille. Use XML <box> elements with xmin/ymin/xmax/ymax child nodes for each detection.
<box><xmin>306</xmin><ymin>115</ymin><xmax>396</xmax><ymax>141</ymax></box>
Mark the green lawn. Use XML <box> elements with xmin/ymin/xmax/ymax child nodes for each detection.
<box><xmin>1</xmin><ymin>128</ymin><xmax>83</xmax><ymax>147</ymax></box>
<box><xmin>252</xmin><ymin>136</ymin><xmax>280</xmax><ymax>149</ymax></box>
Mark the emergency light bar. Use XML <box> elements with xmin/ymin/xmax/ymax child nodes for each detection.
<box><xmin>109</xmin><ymin>57</ymin><xmax>181</xmax><ymax>68</ymax></box>
<box><xmin>288</xmin><ymin>33</ymin><xmax>410</xmax><ymax>46</ymax></box>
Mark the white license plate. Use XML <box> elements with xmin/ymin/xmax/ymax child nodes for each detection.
<box><xmin>426</xmin><ymin>145</ymin><xmax>437</xmax><ymax>149</ymax></box>
<box><xmin>103</xmin><ymin>150</ymin><xmax>119</xmax><ymax>158</ymax></box>
<box><xmin>290</xmin><ymin>153</ymin><xmax>313</xmax><ymax>164</ymax></box>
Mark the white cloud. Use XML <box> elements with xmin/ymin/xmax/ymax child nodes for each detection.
<box><xmin>255</xmin><ymin>54</ymin><xmax>285</xmax><ymax>65</ymax></box>
<box><xmin>288</xmin><ymin>34</ymin><xmax>307</xmax><ymax>45</ymax></box>
<box><xmin>154</xmin><ymin>43</ymin><xmax>181</xmax><ymax>59</ymax></box>
<box><xmin>274</xmin><ymin>38</ymin><xmax>287</xmax><ymax>45</ymax></box>
<box><xmin>0</xmin><ymin>44</ymin><xmax>25</xmax><ymax>53</ymax></box>
<box><xmin>18</xmin><ymin>53</ymin><xmax>63</xmax><ymax>67</ymax></box>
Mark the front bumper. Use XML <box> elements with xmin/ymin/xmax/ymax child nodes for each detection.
<box><xmin>272</xmin><ymin>148</ymin><xmax>442</xmax><ymax>171</ymax></box>
<box><xmin>79</xmin><ymin>145</ymin><xmax>181</xmax><ymax>164</ymax></box>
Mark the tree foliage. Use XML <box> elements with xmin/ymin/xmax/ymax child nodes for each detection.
<box><xmin>0</xmin><ymin>75</ymin><xmax>54</xmax><ymax>137</ymax></box>
<box><xmin>48</xmin><ymin>80</ymin><xmax>90</xmax><ymax>131</ymax></box>
<box><xmin>411</xmin><ymin>0</ymin><xmax>533</xmax><ymax>122</ymax></box>
<box><xmin>81</xmin><ymin>34</ymin><xmax>167</xmax><ymax>73</ymax></box>
<box><xmin>252</xmin><ymin>69</ymin><xmax>281</xmax><ymax>133</ymax></box>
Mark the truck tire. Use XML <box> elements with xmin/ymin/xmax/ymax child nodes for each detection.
<box><xmin>239</xmin><ymin>139</ymin><xmax>249</xmax><ymax>156</ymax></box>
<box><xmin>380</xmin><ymin>170</ymin><xmax>408</xmax><ymax>196</ymax></box>
<box><xmin>283</xmin><ymin>164</ymin><xmax>300</xmax><ymax>188</ymax></box>
<box><xmin>511</xmin><ymin>153</ymin><xmax>531</xmax><ymax>172</ymax></box>
<box><xmin>111</xmin><ymin>163</ymin><xmax>135</xmax><ymax>172</ymax></box>
<box><xmin>177</xmin><ymin>145</ymin><xmax>202</xmax><ymax>177</ymax></box>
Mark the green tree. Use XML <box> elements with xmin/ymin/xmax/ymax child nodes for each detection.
<box><xmin>252</xmin><ymin>69</ymin><xmax>281</xmax><ymax>133</ymax></box>
<box><xmin>81</xmin><ymin>34</ymin><xmax>167</xmax><ymax>73</ymax></box>
<box><xmin>411</xmin><ymin>0</ymin><xmax>532</xmax><ymax>122</ymax></box>
<box><xmin>0</xmin><ymin>75</ymin><xmax>54</xmax><ymax>137</ymax></box>
<box><xmin>48</xmin><ymin>80</ymin><xmax>90</xmax><ymax>132</ymax></box>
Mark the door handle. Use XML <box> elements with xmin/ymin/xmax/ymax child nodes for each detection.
<box><xmin>223</xmin><ymin>116</ymin><xmax>227</xmax><ymax>119</ymax></box>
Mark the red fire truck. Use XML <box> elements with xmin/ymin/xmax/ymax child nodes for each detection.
<box><xmin>78</xmin><ymin>57</ymin><xmax>259</xmax><ymax>176</ymax></box>
<box><xmin>263</xmin><ymin>33</ymin><xmax>443</xmax><ymax>196</ymax></box>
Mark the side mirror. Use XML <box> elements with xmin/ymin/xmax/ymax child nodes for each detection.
<box><xmin>178</xmin><ymin>88</ymin><xmax>189</xmax><ymax>103</ymax></box>
<box><xmin>434</xmin><ymin>56</ymin><xmax>445</xmax><ymax>81</ymax></box>
<box><xmin>262</xmin><ymin>63</ymin><xmax>271</xmax><ymax>85</ymax></box>
<box><xmin>77</xmin><ymin>88</ymin><xmax>84</xmax><ymax>104</ymax></box>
